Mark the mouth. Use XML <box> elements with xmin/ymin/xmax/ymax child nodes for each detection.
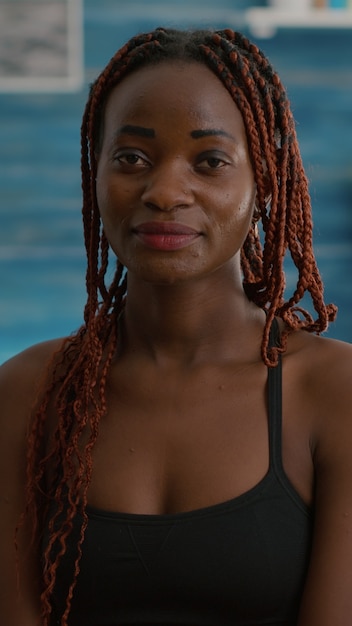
<box><xmin>132</xmin><ymin>221</ymin><xmax>201</xmax><ymax>251</ymax></box>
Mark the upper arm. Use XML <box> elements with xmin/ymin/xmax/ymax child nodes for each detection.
<box><xmin>298</xmin><ymin>341</ymin><xmax>352</xmax><ymax>625</ymax></box>
<box><xmin>0</xmin><ymin>342</ymin><xmax>63</xmax><ymax>625</ymax></box>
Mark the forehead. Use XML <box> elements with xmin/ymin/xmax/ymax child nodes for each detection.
<box><xmin>102</xmin><ymin>61</ymin><xmax>245</xmax><ymax>135</ymax></box>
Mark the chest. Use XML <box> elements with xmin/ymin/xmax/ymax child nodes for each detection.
<box><xmin>84</xmin><ymin>359</ymin><xmax>311</xmax><ymax>514</ymax></box>
<box><xmin>50</xmin><ymin>476</ymin><xmax>312</xmax><ymax>626</ymax></box>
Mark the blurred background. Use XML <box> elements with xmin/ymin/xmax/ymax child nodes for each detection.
<box><xmin>0</xmin><ymin>0</ymin><xmax>351</xmax><ymax>364</ymax></box>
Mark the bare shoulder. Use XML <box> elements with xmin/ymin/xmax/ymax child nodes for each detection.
<box><xmin>0</xmin><ymin>337</ymin><xmax>68</xmax><ymax>486</ymax></box>
<box><xmin>288</xmin><ymin>330</ymin><xmax>352</xmax><ymax>469</ymax></box>
<box><xmin>0</xmin><ymin>338</ymin><xmax>68</xmax><ymax>432</ymax></box>
<box><xmin>286</xmin><ymin>329</ymin><xmax>352</xmax><ymax>415</ymax></box>
<box><xmin>285</xmin><ymin>331</ymin><xmax>352</xmax><ymax>623</ymax></box>
<box><xmin>0</xmin><ymin>336</ymin><xmax>66</xmax><ymax>376</ymax></box>
<box><xmin>0</xmin><ymin>340</ymin><xmax>69</xmax><ymax>624</ymax></box>
<box><xmin>285</xmin><ymin>330</ymin><xmax>352</xmax><ymax>466</ymax></box>
<box><xmin>0</xmin><ymin>335</ymin><xmax>66</xmax><ymax>449</ymax></box>
<box><xmin>286</xmin><ymin>324</ymin><xmax>352</xmax><ymax>364</ymax></box>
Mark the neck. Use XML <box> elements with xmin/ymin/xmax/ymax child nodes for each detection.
<box><xmin>119</xmin><ymin>272</ymin><xmax>265</xmax><ymax>367</ymax></box>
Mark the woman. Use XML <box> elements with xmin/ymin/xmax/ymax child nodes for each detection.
<box><xmin>1</xmin><ymin>27</ymin><xmax>352</xmax><ymax>626</ymax></box>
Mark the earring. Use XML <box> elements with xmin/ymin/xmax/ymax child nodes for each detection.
<box><xmin>252</xmin><ymin>205</ymin><xmax>261</xmax><ymax>223</ymax></box>
<box><xmin>252</xmin><ymin>206</ymin><xmax>260</xmax><ymax>238</ymax></box>
<box><xmin>252</xmin><ymin>222</ymin><xmax>259</xmax><ymax>239</ymax></box>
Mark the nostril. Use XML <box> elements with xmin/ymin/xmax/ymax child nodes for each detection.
<box><xmin>143</xmin><ymin>200</ymin><xmax>191</xmax><ymax>213</ymax></box>
<box><xmin>141</xmin><ymin>187</ymin><xmax>193</xmax><ymax>212</ymax></box>
<box><xmin>144</xmin><ymin>201</ymin><xmax>160</xmax><ymax>211</ymax></box>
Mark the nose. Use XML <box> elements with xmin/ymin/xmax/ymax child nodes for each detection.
<box><xmin>141</xmin><ymin>161</ymin><xmax>193</xmax><ymax>212</ymax></box>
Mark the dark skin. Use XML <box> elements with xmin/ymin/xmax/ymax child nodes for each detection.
<box><xmin>1</xmin><ymin>61</ymin><xmax>352</xmax><ymax>625</ymax></box>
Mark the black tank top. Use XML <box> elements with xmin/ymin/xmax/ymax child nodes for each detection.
<box><xmin>48</xmin><ymin>322</ymin><xmax>312</xmax><ymax>626</ymax></box>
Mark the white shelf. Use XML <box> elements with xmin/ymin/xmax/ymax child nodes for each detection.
<box><xmin>245</xmin><ymin>8</ymin><xmax>352</xmax><ymax>37</ymax></box>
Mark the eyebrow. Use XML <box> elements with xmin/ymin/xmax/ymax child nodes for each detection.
<box><xmin>116</xmin><ymin>124</ymin><xmax>155</xmax><ymax>138</ymax></box>
<box><xmin>191</xmin><ymin>128</ymin><xmax>236</xmax><ymax>141</ymax></box>
<box><xmin>114</xmin><ymin>125</ymin><xmax>236</xmax><ymax>141</ymax></box>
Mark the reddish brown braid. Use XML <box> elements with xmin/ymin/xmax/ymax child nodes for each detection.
<box><xmin>22</xmin><ymin>27</ymin><xmax>336</xmax><ymax>625</ymax></box>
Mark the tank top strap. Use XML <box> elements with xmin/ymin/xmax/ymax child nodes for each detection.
<box><xmin>267</xmin><ymin>318</ymin><xmax>284</xmax><ymax>473</ymax></box>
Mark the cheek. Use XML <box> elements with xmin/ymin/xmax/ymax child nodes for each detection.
<box><xmin>96</xmin><ymin>177</ymin><xmax>123</xmax><ymax>230</ymax></box>
<box><xmin>210</xmin><ymin>185</ymin><xmax>256</xmax><ymax>255</ymax></box>
<box><xmin>220</xmin><ymin>181</ymin><xmax>256</xmax><ymax>227</ymax></box>
<box><xmin>96</xmin><ymin>168</ymin><xmax>137</xmax><ymax>219</ymax></box>
<box><xmin>95</xmin><ymin>173</ymin><xmax>135</xmax><ymax>261</ymax></box>
<box><xmin>238</xmin><ymin>185</ymin><xmax>257</xmax><ymax>218</ymax></box>
<box><xmin>95</xmin><ymin>169</ymin><xmax>111</xmax><ymax>217</ymax></box>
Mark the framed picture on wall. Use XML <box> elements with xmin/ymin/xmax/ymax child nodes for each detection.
<box><xmin>0</xmin><ymin>0</ymin><xmax>83</xmax><ymax>92</ymax></box>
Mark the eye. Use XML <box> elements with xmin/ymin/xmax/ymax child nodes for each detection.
<box><xmin>113</xmin><ymin>150</ymin><xmax>150</xmax><ymax>168</ymax></box>
<box><xmin>196</xmin><ymin>152</ymin><xmax>230</xmax><ymax>171</ymax></box>
<box><xmin>202</xmin><ymin>157</ymin><xmax>225</xmax><ymax>169</ymax></box>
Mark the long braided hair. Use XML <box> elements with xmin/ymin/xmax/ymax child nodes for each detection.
<box><xmin>23</xmin><ymin>28</ymin><xmax>336</xmax><ymax>625</ymax></box>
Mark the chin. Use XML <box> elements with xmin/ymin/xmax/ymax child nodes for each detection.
<box><xmin>126</xmin><ymin>259</ymin><xmax>203</xmax><ymax>287</ymax></box>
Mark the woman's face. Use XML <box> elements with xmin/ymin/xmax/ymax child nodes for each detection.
<box><xmin>96</xmin><ymin>61</ymin><xmax>257</xmax><ymax>286</ymax></box>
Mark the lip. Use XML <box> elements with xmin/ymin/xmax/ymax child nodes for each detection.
<box><xmin>132</xmin><ymin>221</ymin><xmax>201</xmax><ymax>251</ymax></box>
